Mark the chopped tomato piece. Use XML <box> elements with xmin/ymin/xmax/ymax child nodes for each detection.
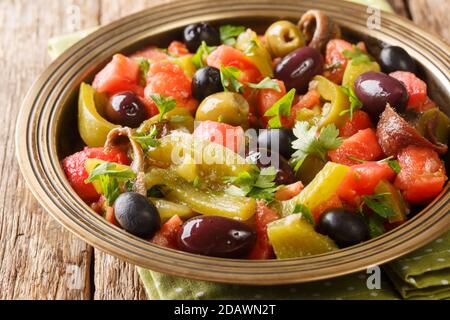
<box><xmin>145</xmin><ymin>61</ymin><xmax>198</xmax><ymax>114</ymax></box>
<box><xmin>287</xmin><ymin>90</ymin><xmax>321</xmax><ymax>127</ymax></box>
<box><xmin>323</xmin><ymin>39</ymin><xmax>353</xmax><ymax>84</ymax></box>
<box><xmin>93</xmin><ymin>54</ymin><xmax>141</xmax><ymax>96</ymax></box>
<box><xmin>104</xmin><ymin>206</ymin><xmax>119</xmax><ymax>226</ymax></box>
<box><xmin>193</xmin><ymin>120</ymin><xmax>245</xmax><ymax>153</ymax></box>
<box><xmin>311</xmin><ymin>194</ymin><xmax>343</xmax><ymax>224</ymax></box>
<box><xmin>130</xmin><ymin>46</ymin><xmax>169</xmax><ymax>62</ymax></box>
<box><xmin>339</xmin><ymin>110</ymin><xmax>373</xmax><ymax>138</ymax></box>
<box><xmin>248</xmin><ymin>201</ymin><xmax>279</xmax><ymax>260</ymax></box>
<box><xmin>328</xmin><ymin>128</ymin><xmax>384</xmax><ymax>166</ymax></box>
<box><xmin>168</xmin><ymin>41</ymin><xmax>190</xmax><ymax>56</ymax></box>
<box><xmin>394</xmin><ymin>146</ymin><xmax>447</xmax><ymax>204</ymax></box>
<box><xmin>338</xmin><ymin>162</ymin><xmax>396</xmax><ymax>207</ymax></box>
<box><xmin>275</xmin><ymin>181</ymin><xmax>304</xmax><ymax>201</ymax></box>
<box><xmin>62</xmin><ymin>147</ymin><xmax>130</xmax><ymax>203</ymax></box>
<box><xmin>389</xmin><ymin>71</ymin><xmax>428</xmax><ymax>111</ymax></box>
<box><xmin>256</xmin><ymin>79</ymin><xmax>286</xmax><ymax>127</ymax></box>
<box><xmin>151</xmin><ymin>215</ymin><xmax>183</xmax><ymax>249</ymax></box>
<box><xmin>207</xmin><ymin>45</ymin><xmax>262</xmax><ymax>84</ymax></box>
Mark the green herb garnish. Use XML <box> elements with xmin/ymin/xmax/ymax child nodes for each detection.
<box><xmin>263</xmin><ymin>88</ymin><xmax>296</xmax><ymax>128</ymax></box>
<box><xmin>291</xmin><ymin>121</ymin><xmax>343</xmax><ymax>172</ymax></box>
<box><xmin>339</xmin><ymin>85</ymin><xmax>363</xmax><ymax>119</ymax></box>
<box><xmin>134</xmin><ymin>57</ymin><xmax>150</xmax><ymax>87</ymax></box>
<box><xmin>362</xmin><ymin>192</ymin><xmax>396</xmax><ymax>219</ymax></box>
<box><xmin>131</xmin><ymin>126</ymin><xmax>161</xmax><ymax>150</ymax></box>
<box><xmin>191</xmin><ymin>41</ymin><xmax>217</xmax><ymax>68</ymax></box>
<box><xmin>247</xmin><ymin>77</ymin><xmax>281</xmax><ymax>92</ymax></box>
<box><xmin>293</xmin><ymin>204</ymin><xmax>314</xmax><ymax>225</ymax></box>
<box><xmin>85</xmin><ymin>162</ymin><xmax>136</xmax><ymax>205</ymax></box>
<box><xmin>150</xmin><ymin>93</ymin><xmax>176</xmax><ymax>121</ymax></box>
<box><xmin>343</xmin><ymin>45</ymin><xmax>372</xmax><ymax>65</ymax></box>
<box><xmin>219</xmin><ymin>25</ymin><xmax>246</xmax><ymax>46</ymax></box>
<box><xmin>224</xmin><ymin>167</ymin><xmax>279</xmax><ymax>202</ymax></box>
<box><xmin>220</xmin><ymin>65</ymin><xmax>244</xmax><ymax>93</ymax></box>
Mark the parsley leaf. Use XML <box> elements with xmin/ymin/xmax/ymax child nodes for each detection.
<box><xmin>339</xmin><ymin>85</ymin><xmax>363</xmax><ymax>119</ymax></box>
<box><xmin>134</xmin><ymin>57</ymin><xmax>150</xmax><ymax>87</ymax></box>
<box><xmin>131</xmin><ymin>126</ymin><xmax>161</xmax><ymax>151</ymax></box>
<box><xmin>291</xmin><ymin>121</ymin><xmax>343</xmax><ymax>172</ymax></box>
<box><xmin>150</xmin><ymin>93</ymin><xmax>176</xmax><ymax>121</ymax></box>
<box><xmin>387</xmin><ymin>159</ymin><xmax>401</xmax><ymax>174</ymax></box>
<box><xmin>362</xmin><ymin>192</ymin><xmax>396</xmax><ymax>219</ymax></box>
<box><xmin>224</xmin><ymin>167</ymin><xmax>279</xmax><ymax>202</ymax></box>
<box><xmin>247</xmin><ymin>77</ymin><xmax>281</xmax><ymax>92</ymax></box>
<box><xmin>220</xmin><ymin>25</ymin><xmax>246</xmax><ymax>46</ymax></box>
<box><xmin>358</xmin><ymin>211</ymin><xmax>385</xmax><ymax>238</ymax></box>
<box><xmin>263</xmin><ymin>88</ymin><xmax>296</xmax><ymax>128</ymax></box>
<box><xmin>343</xmin><ymin>45</ymin><xmax>372</xmax><ymax>65</ymax></box>
<box><xmin>85</xmin><ymin>162</ymin><xmax>136</xmax><ymax>205</ymax></box>
<box><xmin>220</xmin><ymin>65</ymin><xmax>244</xmax><ymax>93</ymax></box>
<box><xmin>191</xmin><ymin>41</ymin><xmax>217</xmax><ymax>68</ymax></box>
<box><xmin>293</xmin><ymin>204</ymin><xmax>314</xmax><ymax>225</ymax></box>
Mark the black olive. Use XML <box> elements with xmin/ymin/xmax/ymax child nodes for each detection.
<box><xmin>257</xmin><ymin>128</ymin><xmax>296</xmax><ymax>160</ymax></box>
<box><xmin>183</xmin><ymin>22</ymin><xmax>221</xmax><ymax>53</ymax></box>
<box><xmin>177</xmin><ymin>216</ymin><xmax>256</xmax><ymax>258</ymax></box>
<box><xmin>105</xmin><ymin>91</ymin><xmax>148</xmax><ymax>128</ymax></box>
<box><xmin>379</xmin><ymin>46</ymin><xmax>417</xmax><ymax>74</ymax></box>
<box><xmin>246</xmin><ymin>148</ymin><xmax>296</xmax><ymax>185</ymax></box>
<box><xmin>316</xmin><ymin>208</ymin><xmax>369</xmax><ymax>248</ymax></box>
<box><xmin>192</xmin><ymin>66</ymin><xmax>223</xmax><ymax>101</ymax></box>
<box><xmin>114</xmin><ymin>192</ymin><xmax>160</xmax><ymax>238</ymax></box>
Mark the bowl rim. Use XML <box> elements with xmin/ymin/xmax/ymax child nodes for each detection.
<box><xmin>16</xmin><ymin>0</ymin><xmax>450</xmax><ymax>285</ymax></box>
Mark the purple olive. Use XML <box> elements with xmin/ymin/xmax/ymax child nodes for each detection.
<box><xmin>177</xmin><ymin>216</ymin><xmax>256</xmax><ymax>258</ymax></box>
<box><xmin>105</xmin><ymin>91</ymin><xmax>148</xmax><ymax>128</ymax></box>
<box><xmin>354</xmin><ymin>71</ymin><xmax>408</xmax><ymax>120</ymax></box>
<box><xmin>274</xmin><ymin>47</ymin><xmax>323</xmax><ymax>93</ymax></box>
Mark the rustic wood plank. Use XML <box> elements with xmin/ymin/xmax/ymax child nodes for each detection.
<box><xmin>387</xmin><ymin>0</ymin><xmax>410</xmax><ymax>17</ymax></box>
<box><xmin>0</xmin><ymin>0</ymin><xmax>99</xmax><ymax>300</ymax></box>
<box><xmin>407</xmin><ymin>0</ymin><xmax>450</xmax><ymax>43</ymax></box>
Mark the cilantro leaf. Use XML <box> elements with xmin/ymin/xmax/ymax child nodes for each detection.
<box><xmin>134</xmin><ymin>57</ymin><xmax>150</xmax><ymax>87</ymax></box>
<box><xmin>291</xmin><ymin>121</ymin><xmax>343</xmax><ymax>172</ymax></box>
<box><xmin>220</xmin><ymin>25</ymin><xmax>246</xmax><ymax>46</ymax></box>
<box><xmin>263</xmin><ymin>88</ymin><xmax>296</xmax><ymax>128</ymax></box>
<box><xmin>339</xmin><ymin>85</ymin><xmax>363</xmax><ymax>119</ymax></box>
<box><xmin>362</xmin><ymin>192</ymin><xmax>396</xmax><ymax>219</ymax></box>
<box><xmin>131</xmin><ymin>126</ymin><xmax>161</xmax><ymax>151</ymax></box>
<box><xmin>191</xmin><ymin>41</ymin><xmax>217</xmax><ymax>68</ymax></box>
<box><xmin>220</xmin><ymin>65</ymin><xmax>244</xmax><ymax>93</ymax></box>
<box><xmin>224</xmin><ymin>167</ymin><xmax>279</xmax><ymax>202</ymax></box>
<box><xmin>293</xmin><ymin>204</ymin><xmax>314</xmax><ymax>225</ymax></box>
<box><xmin>343</xmin><ymin>45</ymin><xmax>372</xmax><ymax>65</ymax></box>
<box><xmin>85</xmin><ymin>162</ymin><xmax>136</xmax><ymax>205</ymax></box>
<box><xmin>150</xmin><ymin>93</ymin><xmax>176</xmax><ymax>121</ymax></box>
<box><xmin>247</xmin><ymin>77</ymin><xmax>281</xmax><ymax>92</ymax></box>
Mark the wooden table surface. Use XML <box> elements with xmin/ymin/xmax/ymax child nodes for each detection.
<box><xmin>0</xmin><ymin>0</ymin><xmax>448</xmax><ymax>300</ymax></box>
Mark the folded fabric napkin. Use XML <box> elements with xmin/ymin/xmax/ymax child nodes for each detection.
<box><xmin>47</xmin><ymin>0</ymin><xmax>449</xmax><ymax>300</ymax></box>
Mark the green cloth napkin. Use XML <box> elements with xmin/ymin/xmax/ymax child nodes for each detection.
<box><xmin>47</xmin><ymin>0</ymin><xmax>450</xmax><ymax>300</ymax></box>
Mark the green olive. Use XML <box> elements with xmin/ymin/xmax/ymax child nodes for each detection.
<box><xmin>195</xmin><ymin>92</ymin><xmax>249</xmax><ymax>129</ymax></box>
<box><xmin>265</xmin><ymin>20</ymin><xmax>305</xmax><ymax>58</ymax></box>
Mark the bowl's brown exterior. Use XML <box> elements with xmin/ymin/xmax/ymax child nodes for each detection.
<box><xmin>16</xmin><ymin>0</ymin><xmax>450</xmax><ymax>285</ymax></box>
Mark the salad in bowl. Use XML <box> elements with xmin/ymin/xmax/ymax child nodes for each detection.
<box><xmin>61</xmin><ymin>10</ymin><xmax>449</xmax><ymax>260</ymax></box>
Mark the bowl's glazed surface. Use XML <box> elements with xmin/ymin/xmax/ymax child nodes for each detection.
<box><xmin>16</xmin><ymin>0</ymin><xmax>450</xmax><ymax>284</ymax></box>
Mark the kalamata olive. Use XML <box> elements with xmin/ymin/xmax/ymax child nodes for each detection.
<box><xmin>247</xmin><ymin>148</ymin><xmax>296</xmax><ymax>185</ymax></box>
<box><xmin>105</xmin><ymin>92</ymin><xmax>148</xmax><ymax>128</ymax></box>
<box><xmin>192</xmin><ymin>66</ymin><xmax>223</xmax><ymax>101</ymax></box>
<box><xmin>316</xmin><ymin>208</ymin><xmax>369</xmax><ymax>248</ymax></box>
<box><xmin>265</xmin><ymin>20</ymin><xmax>305</xmax><ymax>58</ymax></box>
<box><xmin>114</xmin><ymin>192</ymin><xmax>161</xmax><ymax>239</ymax></box>
<box><xmin>257</xmin><ymin>128</ymin><xmax>295</xmax><ymax>159</ymax></box>
<box><xmin>195</xmin><ymin>92</ymin><xmax>250</xmax><ymax>129</ymax></box>
<box><xmin>354</xmin><ymin>71</ymin><xmax>409</xmax><ymax>120</ymax></box>
<box><xmin>274</xmin><ymin>46</ymin><xmax>323</xmax><ymax>93</ymax></box>
<box><xmin>379</xmin><ymin>46</ymin><xmax>417</xmax><ymax>74</ymax></box>
<box><xmin>183</xmin><ymin>22</ymin><xmax>221</xmax><ymax>52</ymax></box>
<box><xmin>177</xmin><ymin>216</ymin><xmax>256</xmax><ymax>258</ymax></box>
